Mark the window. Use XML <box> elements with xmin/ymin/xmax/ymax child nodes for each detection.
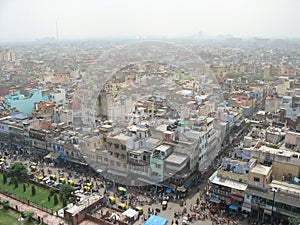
<box><xmin>155</xmin><ymin>164</ymin><xmax>161</xmax><ymax>169</ymax></box>
<box><xmin>254</xmin><ymin>177</ymin><xmax>260</xmax><ymax>182</ymax></box>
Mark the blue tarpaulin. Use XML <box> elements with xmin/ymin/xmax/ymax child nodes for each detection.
<box><xmin>143</xmin><ymin>215</ymin><xmax>168</xmax><ymax>225</ymax></box>
<box><xmin>229</xmin><ymin>205</ymin><xmax>238</xmax><ymax>211</ymax></box>
<box><xmin>184</xmin><ymin>179</ymin><xmax>193</xmax><ymax>189</ymax></box>
<box><xmin>165</xmin><ymin>188</ymin><xmax>172</xmax><ymax>194</ymax></box>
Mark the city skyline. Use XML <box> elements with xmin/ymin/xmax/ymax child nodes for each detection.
<box><xmin>1</xmin><ymin>0</ymin><xmax>300</xmax><ymax>43</ymax></box>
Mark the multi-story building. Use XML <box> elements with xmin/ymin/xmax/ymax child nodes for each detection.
<box><xmin>208</xmin><ymin>158</ymin><xmax>256</xmax><ymax>210</ymax></box>
<box><xmin>4</xmin><ymin>90</ymin><xmax>49</xmax><ymax>116</ymax></box>
<box><xmin>0</xmin><ymin>49</ymin><xmax>16</xmax><ymax>62</ymax></box>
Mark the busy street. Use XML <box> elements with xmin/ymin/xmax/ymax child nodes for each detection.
<box><xmin>0</xmin><ymin>145</ymin><xmax>254</xmax><ymax>225</ymax></box>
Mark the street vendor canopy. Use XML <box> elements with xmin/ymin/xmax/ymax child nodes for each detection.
<box><xmin>122</xmin><ymin>208</ymin><xmax>139</xmax><ymax>220</ymax></box>
<box><xmin>143</xmin><ymin>215</ymin><xmax>168</xmax><ymax>225</ymax></box>
<box><xmin>229</xmin><ymin>205</ymin><xmax>238</xmax><ymax>211</ymax></box>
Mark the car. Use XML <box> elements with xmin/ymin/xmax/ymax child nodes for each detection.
<box><xmin>42</xmin><ymin>177</ymin><xmax>49</xmax><ymax>182</ymax></box>
<box><xmin>46</xmin><ymin>180</ymin><xmax>54</xmax><ymax>185</ymax></box>
<box><xmin>53</xmin><ymin>182</ymin><xmax>61</xmax><ymax>188</ymax></box>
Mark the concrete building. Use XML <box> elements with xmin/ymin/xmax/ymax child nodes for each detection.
<box><xmin>0</xmin><ymin>49</ymin><xmax>16</xmax><ymax>62</ymax></box>
<box><xmin>4</xmin><ymin>90</ymin><xmax>49</xmax><ymax>116</ymax></box>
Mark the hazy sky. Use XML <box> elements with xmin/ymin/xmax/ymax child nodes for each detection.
<box><xmin>0</xmin><ymin>0</ymin><xmax>299</xmax><ymax>42</ymax></box>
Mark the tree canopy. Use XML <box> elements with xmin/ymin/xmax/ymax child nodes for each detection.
<box><xmin>8</xmin><ymin>162</ymin><xmax>28</xmax><ymax>179</ymax></box>
<box><xmin>59</xmin><ymin>184</ymin><xmax>74</xmax><ymax>200</ymax></box>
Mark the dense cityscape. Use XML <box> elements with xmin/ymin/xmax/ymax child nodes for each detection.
<box><xmin>0</xmin><ymin>37</ymin><xmax>299</xmax><ymax>225</ymax></box>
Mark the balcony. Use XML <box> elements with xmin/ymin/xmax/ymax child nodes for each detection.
<box><xmin>210</xmin><ymin>188</ymin><xmax>231</xmax><ymax>197</ymax></box>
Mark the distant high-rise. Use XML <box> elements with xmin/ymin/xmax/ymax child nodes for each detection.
<box><xmin>0</xmin><ymin>49</ymin><xmax>16</xmax><ymax>62</ymax></box>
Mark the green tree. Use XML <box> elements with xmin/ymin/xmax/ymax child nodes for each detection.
<box><xmin>62</xmin><ymin>195</ymin><xmax>67</xmax><ymax>208</ymax></box>
<box><xmin>8</xmin><ymin>162</ymin><xmax>27</xmax><ymax>179</ymax></box>
<box><xmin>59</xmin><ymin>184</ymin><xmax>73</xmax><ymax>200</ymax></box>
<box><xmin>289</xmin><ymin>216</ymin><xmax>300</xmax><ymax>225</ymax></box>
<box><xmin>23</xmin><ymin>183</ymin><xmax>26</xmax><ymax>192</ymax></box>
<box><xmin>49</xmin><ymin>187</ymin><xmax>56</xmax><ymax>196</ymax></box>
<box><xmin>13</xmin><ymin>176</ymin><xmax>18</xmax><ymax>188</ymax></box>
<box><xmin>2</xmin><ymin>173</ymin><xmax>7</xmax><ymax>184</ymax></box>
<box><xmin>53</xmin><ymin>194</ymin><xmax>59</xmax><ymax>206</ymax></box>
<box><xmin>31</xmin><ymin>185</ymin><xmax>36</xmax><ymax>196</ymax></box>
<box><xmin>2</xmin><ymin>200</ymin><xmax>9</xmax><ymax>210</ymax></box>
<box><xmin>23</xmin><ymin>210</ymin><xmax>34</xmax><ymax>222</ymax></box>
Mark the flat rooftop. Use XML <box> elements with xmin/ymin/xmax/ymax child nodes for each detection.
<box><xmin>65</xmin><ymin>194</ymin><xmax>102</xmax><ymax>215</ymax></box>
<box><xmin>165</xmin><ymin>153</ymin><xmax>189</xmax><ymax>165</ymax></box>
<box><xmin>209</xmin><ymin>171</ymin><xmax>248</xmax><ymax>191</ymax></box>
<box><xmin>257</xmin><ymin>145</ymin><xmax>296</xmax><ymax>158</ymax></box>
<box><xmin>250</xmin><ymin>164</ymin><xmax>272</xmax><ymax>176</ymax></box>
<box><xmin>270</xmin><ymin>180</ymin><xmax>300</xmax><ymax>195</ymax></box>
<box><xmin>155</xmin><ymin>144</ymin><xmax>172</xmax><ymax>152</ymax></box>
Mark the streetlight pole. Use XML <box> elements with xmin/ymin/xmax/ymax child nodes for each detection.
<box><xmin>271</xmin><ymin>187</ymin><xmax>278</xmax><ymax>225</ymax></box>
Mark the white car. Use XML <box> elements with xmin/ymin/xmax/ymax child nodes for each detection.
<box><xmin>46</xmin><ymin>180</ymin><xmax>54</xmax><ymax>185</ymax></box>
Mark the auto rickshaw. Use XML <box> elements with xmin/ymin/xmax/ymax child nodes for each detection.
<box><xmin>50</xmin><ymin>174</ymin><xmax>57</xmax><ymax>181</ymax></box>
<box><xmin>118</xmin><ymin>203</ymin><xmax>127</xmax><ymax>211</ymax></box>
<box><xmin>37</xmin><ymin>176</ymin><xmax>44</xmax><ymax>182</ymax></box>
<box><xmin>135</xmin><ymin>206</ymin><xmax>143</xmax><ymax>215</ymax></box>
<box><xmin>117</xmin><ymin>186</ymin><xmax>127</xmax><ymax>195</ymax></box>
<box><xmin>108</xmin><ymin>196</ymin><xmax>116</xmax><ymax>204</ymax></box>
<box><xmin>30</xmin><ymin>165</ymin><xmax>37</xmax><ymax>172</ymax></box>
<box><xmin>59</xmin><ymin>177</ymin><xmax>66</xmax><ymax>184</ymax></box>
<box><xmin>68</xmin><ymin>180</ymin><xmax>74</xmax><ymax>186</ymax></box>
<box><xmin>84</xmin><ymin>185</ymin><xmax>91</xmax><ymax>192</ymax></box>
<box><xmin>162</xmin><ymin>200</ymin><xmax>168</xmax><ymax>210</ymax></box>
<box><xmin>0</xmin><ymin>158</ymin><xmax>6</xmax><ymax>163</ymax></box>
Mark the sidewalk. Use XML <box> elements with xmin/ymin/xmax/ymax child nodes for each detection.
<box><xmin>0</xmin><ymin>192</ymin><xmax>66</xmax><ymax>225</ymax></box>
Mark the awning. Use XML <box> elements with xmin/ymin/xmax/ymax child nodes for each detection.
<box><xmin>137</xmin><ymin>177</ymin><xmax>156</xmax><ymax>185</ymax></box>
<box><xmin>143</xmin><ymin>215</ymin><xmax>168</xmax><ymax>225</ymax></box>
<box><xmin>65</xmin><ymin>157</ymin><xmax>88</xmax><ymax>166</ymax></box>
<box><xmin>210</xmin><ymin>198</ymin><xmax>221</xmax><ymax>204</ymax></box>
<box><xmin>210</xmin><ymin>175</ymin><xmax>248</xmax><ymax>191</ymax></box>
<box><xmin>107</xmin><ymin>169</ymin><xmax>128</xmax><ymax>177</ymax></box>
<box><xmin>177</xmin><ymin>186</ymin><xmax>186</xmax><ymax>192</ymax></box>
<box><xmin>44</xmin><ymin>152</ymin><xmax>60</xmax><ymax>160</ymax></box>
<box><xmin>122</xmin><ymin>208</ymin><xmax>138</xmax><ymax>219</ymax></box>
<box><xmin>229</xmin><ymin>205</ymin><xmax>238</xmax><ymax>211</ymax></box>
<box><xmin>184</xmin><ymin>179</ymin><xmax>193</xmax><ymax>189</ymax></box>
<box><xmin>165</xmin><ymin>188</ymin><xmax>172</xmax><ymax>194</ymax></box>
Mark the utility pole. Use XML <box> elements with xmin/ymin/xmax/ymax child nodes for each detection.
<box><xmin>271</xmin><ymin>187</ymin><xmax>278</xmax><ymax>225</ymax></box>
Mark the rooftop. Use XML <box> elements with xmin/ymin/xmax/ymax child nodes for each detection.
<box><xmin>250</xmin><ymin>164</ymin><xmax>272</xmax><ymax>176</ymax></box>
<box><xmin>209</xmin><ymin>171</ymin><xmax>248</xmax><ymax>191</ymax></box>
<box><xmin>65</xmin><ymin>194</ymin><xmax>102</xmax><ymax>215</ymax></box>
<box><xmin>156</xmin><ymin>144</ymin><xmax>172</xmax><ymax>152</ymax></box>
<box><xmin>165</xmin><ymin>153</ymin><xmax>189</xmax><ymax>165</ymax></box>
